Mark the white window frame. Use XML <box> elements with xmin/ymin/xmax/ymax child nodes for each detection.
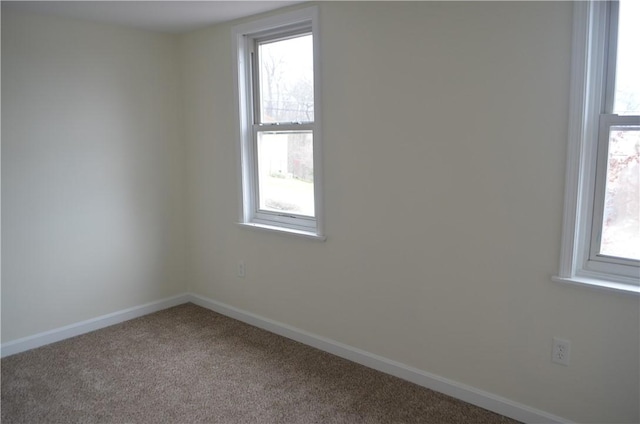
<box><xmin>232</xmin><ymin>7</ymin><xmax>324</xmax><ymax>240</ymax></box>
<box><xmin>554</xmin><ymin>1</ymin><xmax>639</xmax><ymax>295</ymax></box>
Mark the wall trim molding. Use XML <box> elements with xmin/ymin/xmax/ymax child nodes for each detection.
<box><xmin>0</xmin><ymin>293</ymin><xmax>190</xmax><ymax>358</ymax></box>
<box><xmin>189</xmin><ymin>293</ymin><xmax>572</xmax><ymax>424</ymax></box>
<box><xmin>1</xmin><ymin>292</ymin><xmax>571</xmax><ymax>423</ymax></box>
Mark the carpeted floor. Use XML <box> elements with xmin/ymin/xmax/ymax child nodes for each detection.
<box><xmin>1</xmin><ymin>303</ymin><xmax>520</xmax><ymax>423</ymax></box>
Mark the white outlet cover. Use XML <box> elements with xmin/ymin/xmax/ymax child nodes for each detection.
<box><xmin>552</xmin><ymin>337</ymin><xmax>571</xmax><ymax>366</ymax></box>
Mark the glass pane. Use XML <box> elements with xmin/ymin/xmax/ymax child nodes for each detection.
<box><xmin>599</xmin><ymin>126</ymin><xmax>640</xmax><ymax>260</ymax></box>
<box><xmin>258</xmin><ymin>34</ymin><xmax>314</xmax><ymax>123</ymax></box>
<box><xmin>257</xmin><ymin>131</ymin><xmax>314</xmax><ymax>217</ymax></box>
<box><xmin>613</xmin><ymin>0</ymin><xmax>640</xmax><ymax>114</ymax></box>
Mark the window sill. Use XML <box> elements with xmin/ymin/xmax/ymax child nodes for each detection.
<box><xmin>552</xmin><ymin>275</ymin><xmax>640</xmax><ymax>296</ymax></box>
<box><xmin>237</xmin><ymin>222</ymin><xmax>326</xmax><ymax>241</ymax></box>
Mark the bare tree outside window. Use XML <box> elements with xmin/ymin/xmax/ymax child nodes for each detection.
<box><xmin>258</xmin><ymin>34</ymin><xmax>314</xmax><ymax>123</ymax></box>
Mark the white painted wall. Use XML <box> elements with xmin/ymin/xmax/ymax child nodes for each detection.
<box><xmin>181</xmin><ymin>2</ymin><xmax>639</xmax><ymax>423</ymax></box>
<box><xmin>1</xmin><ymin>11</ymin><xmax>186</xmax><ymax>341</ymax></box>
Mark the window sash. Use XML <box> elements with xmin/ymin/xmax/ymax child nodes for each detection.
<box><xmin>251</xmin><ymin>123</ymin><xmax>316</xmax><ymax>231</ymax></box>
<box><xmin>250</xmin><ymin>30</ymin><xmax>316</xmax><ymax>230</ymax></box>
<box><xmin>586</xmin><ymin>114</ymin><xmax>640</xmax><ymax>279</ymax></box>
<box><xmin>252</xmin><ymin>28</ymin><xmax>313</xmax><ymax>126</ymax></box>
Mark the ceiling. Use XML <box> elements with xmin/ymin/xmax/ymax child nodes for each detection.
<box><xmin>1</xmin><ymin>1</ymin><xmax>305</xmax><ymax>34</ymax></box>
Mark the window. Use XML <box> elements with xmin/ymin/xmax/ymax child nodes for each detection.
<box><xmin>555</xmin><ymin>0</ymin><xmax>639</xmax><ymax>294</ymax></box>
<box><xmin>233</xmin><ymin>7</ymin><xmax>324</xmax><ymax>239</ymax></box>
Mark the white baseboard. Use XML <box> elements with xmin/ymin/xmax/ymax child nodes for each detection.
<box><xmin>1</xmin><ymin>293</ymin><xmax>190</xmax><ymax>358</ymax></box>
<box><xmin>1</xmin><ymin>291</ymin><xmax>571</xmax><ymax>423</ymax></box>
<box><xmin>188</xmin><ymin>292</ymin><xmax>572</xmax><ymax>424</ymax></box>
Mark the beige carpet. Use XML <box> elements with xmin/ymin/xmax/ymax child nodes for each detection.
<box><xmin>1</xmin><ymin>303</ymin><xmax>520</xmax><ymax>423</ymax></box>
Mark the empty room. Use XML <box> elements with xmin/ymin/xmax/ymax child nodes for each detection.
<box><xmin>2</xmin><ymin>1</ymin><xmax>639</xmax><ymax>423</ymax></box>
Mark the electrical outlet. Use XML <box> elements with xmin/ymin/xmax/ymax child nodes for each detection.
<box><xmin>552</xmin><ymin>337</ymin><xmax>571</xmax><ymax>366</ymax></box>
<box><xmin>237</xmin><ymin>261</ymin><xmax>246</xmax><ymax>278</ymax></box>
